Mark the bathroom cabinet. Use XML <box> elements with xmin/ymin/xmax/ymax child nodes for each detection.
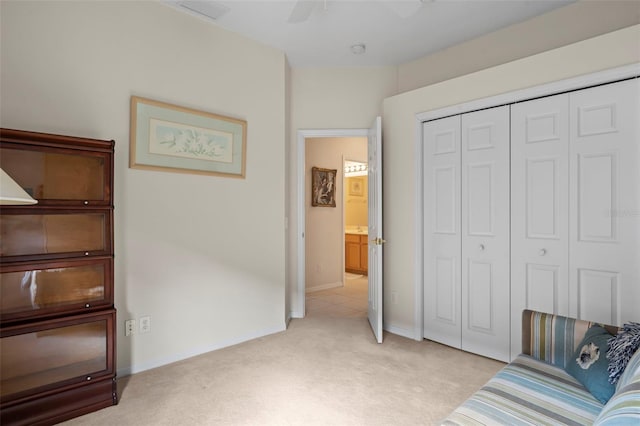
<box><xmin>345</xmin><ymin>233</ymin><xmax>368</xmax><ymax>275</ymax></box>
<box><xmin>0</xmin><ymin>128</ymin><xmax>117</xmax><ymax>425</ymax></box>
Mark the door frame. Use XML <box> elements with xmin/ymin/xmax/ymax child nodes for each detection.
<box><xmin>296</xmin><ymin>128</ymin><xmax>369</xmax><ymax>318</ymax></box>
<box><xmin>414</xmin><ymin>63</ymin><xmax>640</xmax><ymax>340</ymax></box>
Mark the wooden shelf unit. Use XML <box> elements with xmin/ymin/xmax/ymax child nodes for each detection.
<box><xmin>0</xmin><ymin>128</ymin><xmax>117</xmax><ymax>425</ymax></box>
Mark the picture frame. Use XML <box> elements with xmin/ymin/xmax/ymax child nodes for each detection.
<box><xmin>130</xmin><ymin>96</ymin><xmax>247</xmax><ymax>178</ymax></box>
<box><xmin>349</xmin><ymin>177</ymin><xmax>364</xmax><ymax>196</ymax></box>
<box><xmin>311</xmin><ymin>167</ymin><xmax>337</xmax><ymax>207</ymax></box>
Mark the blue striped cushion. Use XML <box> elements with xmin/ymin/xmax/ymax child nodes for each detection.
<box><xmin>528</xmin><ymin>311</ymin><xmax>590</xmax><ymax>369</ymax></box>
<box><xmin>442</xmin><ymin>355</ymin><xmax>603</xmax><ymax>425</ymax></box>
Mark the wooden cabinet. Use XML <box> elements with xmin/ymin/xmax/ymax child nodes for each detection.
<box><xmin>0</xmin><ymin>128</ymin><xmax>117</xmax><ymax>425</ymax></box>
<box><xmin>345</xmin><ymin>233</ymin><xmax>368</xmax><ymax>275</ymax></box>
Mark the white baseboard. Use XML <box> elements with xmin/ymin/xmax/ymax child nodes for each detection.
<box><xmin>117</xmin><ymin>323</ymin><xmax>286</xmax><ymax>377</ymax></box>
<box><xmin>384</xmin><ymin>323</ymin><xmax>417</xmax><ymax>340</ymax></box>
<box><xmin>306</xmin><ymin>281</ymin><xmax>343</xmax><ymax>293</ymax></box>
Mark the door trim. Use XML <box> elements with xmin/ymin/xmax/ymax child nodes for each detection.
<box><xmin>414</xmin><ymin>63</ymin><xmax>639</xmax><ymax>340</ymax></box>
<box><xmin>294</xmin><ymin>128</ymin><xmax>368</xmax><ymax>318</ymax></box>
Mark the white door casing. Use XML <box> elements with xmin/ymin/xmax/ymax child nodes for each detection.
<box><xmin>569</xmin><ymin>79</ymin><xmax>640</xmax><ymax>326</ymax></box>
<box><xmin>461</xmin><ymin>106</ymin><xmax>511</xmax><ymax>362</ymax></box>
<box><xmin>368</xmin><ymin>116</ymin><xmax>384</xmax><ymax>343</ymax></box>
<box><xmin>423</xmin><ymin>115</ymin><xmax>462</xmax><ymax>348</ymax></box>
<box><xmin>510</xmin><ymin>93</ymin><xmax>570</xmax><ymax>359</ymax></box>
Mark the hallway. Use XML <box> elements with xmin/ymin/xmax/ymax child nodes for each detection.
<box><xmin>305</xmin><ymin>275</ymin><xmax>367</xmax><ymax>318</ymax></box>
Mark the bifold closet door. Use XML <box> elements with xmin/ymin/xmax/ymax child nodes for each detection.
<box><xmin>423</xmin><ymin>115</ymin><xmax>462</xmax><ymax>349</ymax></box>
<box><xmin>510</xmin><ymin>78</ymin><xmax>640</xmax><ymax>348</ymax></box>
<box><xmin>569</xmin><ymin>79</ymin><xmax>639</xmax><ymax>325</ymax></box>
<box><xmin>423</xmin><ymin>107</ymin><xmax>511</xmax><ymax>361</ymax></box>
<box><xmin>461</xmin><ymin>106</ymin><xmax>511</xmax><ymax>362</ymax></box>
<box><xmin>510</xmin><ymin>93</ymin><xmax>570</xmax><ymax>360</ymax></box>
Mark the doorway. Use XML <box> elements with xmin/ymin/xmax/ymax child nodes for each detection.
<box><xmin>295</xmin><ymin>129</ymin><xmax>368</xmax><ymax>318</ymax></box>
<box><xmin>303</xmin><ymin>138</ymin><xmax>368</xmax><ymax>317</ymax></box>
<box><xmin>295</xmin><ymin>118</ymin><xmax>383</xmax><ymax>342</ymax></box>
<box><xmin>305</xmin><ymin>156</ymin><xmax>370</xmax><ymax>318</ymax></box>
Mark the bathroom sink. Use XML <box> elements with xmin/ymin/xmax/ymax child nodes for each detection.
<box><xmin>345</xmin><ymin>227</ymin><xmax>368</xmax><ymax>235</ymax></box>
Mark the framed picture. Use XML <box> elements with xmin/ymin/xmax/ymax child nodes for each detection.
<box><xmin>311</xmin><ymin>167</ymin><xmax>337</xmax><ymax>207</ymax></box>
<box><xmin>349</xmin><ymin>178</ymin><xmax>364</xmax><ymax>196</ymax></box>
<box><xmin>130</xmin><ymin>96</ymin><xmax>247</xmax><ymax>178</ymax></box>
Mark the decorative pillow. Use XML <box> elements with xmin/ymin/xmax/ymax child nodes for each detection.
<box><xmin>566</xmin><ymin>324</ymin><xmax>616</xmax><ymax>404</ymax></box>
<box><xmin>606</xmin><ymin>322</ymin><xmax>640</xmax><ymax>385</ymax></box>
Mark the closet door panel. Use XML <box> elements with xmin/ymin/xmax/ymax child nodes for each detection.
<box><xmin>461</xmin><ymin>106</ymin><xmax>510</xmax><ymax>362</ymax></box>
<box><xmin>569</xmin><ymin>79</ymin><xmax>639</xmax><ymax>325</ymax></box>
<box><xmin>423</xmin><ymin>116</ymin><xmax>462</xmax><ymax>348</ymax></box>
<box><xmin>510</xmin><ymin>94</ymin><xmax>569</xmax><ymax>359</ymax></box>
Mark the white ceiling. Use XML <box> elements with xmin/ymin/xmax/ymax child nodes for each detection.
<box><xmin>165</xmin><ymin>0</ymin><xmax>575</xmax><ymax>67</ymax></box>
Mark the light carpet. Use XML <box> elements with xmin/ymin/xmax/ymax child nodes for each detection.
<box><xmin>63</xmin><ymin>317</ymin><xmax>504</xmax><ymax>426</ymax></box>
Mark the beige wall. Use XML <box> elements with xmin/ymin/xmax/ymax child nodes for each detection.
<box><xmin>1</xmin><ymin>1</ymin><xmax>288</xmax><ymax>375</ymax></box>
<box><xmin>345</xmin><ymin>177</ymin><xmax>368</xmax><ymax>228</ymax></box>
<box><xmin>398</xmin><ymin>1</ymin><xmax>640</xmax><ymax>93</ymax></box>
<box><xmin>305</xmin><ymin>137</ymin><xmax>367</xmax><ymax>291</ymax></box>
<box><xmin>383</xmin><ymin>25</ymin><xmax>640</xmax><ymax>337</ymax></box>
<box><xmin>288</xmin><ymin>68</ymin><xmax>397</xmax><ymax>311</ymax></box>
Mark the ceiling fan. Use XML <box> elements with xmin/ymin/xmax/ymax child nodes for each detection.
<box><xmin>287</xmin><ymin>0</ymin><xmax>430</xmax><ymax>23</ymax></box>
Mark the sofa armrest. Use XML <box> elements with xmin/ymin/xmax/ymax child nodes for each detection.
<box><xmin>521</xmin><ymin>310</ymin><xmax>619</xmax><ymax>369</ymax></box>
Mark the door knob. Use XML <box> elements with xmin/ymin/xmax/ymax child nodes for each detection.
<box><xmin>479</xmin><ymin>244</ymin><xmax>485</xmax><ymax>251</ymax></box>
<box><xmin>539</xmin><ymin>249</ymin><xmax>547</xmax><ymax>256</ymax></box>
<box><xmin>371</xmin><ymin>237</ymin><xmax>386</xmax><ymax>245</ymax></box>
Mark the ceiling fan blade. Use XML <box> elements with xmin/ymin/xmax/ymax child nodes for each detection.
<box><xmin>177</xmin><ymin>1</ymin><xmax>230</xmax><ymax>20</ymax></box>
<box><xmin>287</xmin><ymin>0</ymin><xmax>317</xmax><ymax>23</ymax></box>
<box><xmin>377</xmin><ymin>0</ymin><xmax>425</xmax><ymax>19</ymax></box>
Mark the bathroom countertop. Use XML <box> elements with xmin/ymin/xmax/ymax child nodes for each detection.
<box><xmin>345</xmin><ymin>227</ymin><xmax>368</xmax><ymax>235</ymax></box>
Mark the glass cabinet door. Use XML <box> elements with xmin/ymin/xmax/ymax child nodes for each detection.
<box><xmin>0</xmin><ymin>210</ymin><xmax>112</xmax><ymax>261</ymax></box>
<box><xmin>0</xmin><ymin>310</ymin><xmax>115</xmax><ymax>402</ymax></box>
<box><xmin>1</xmin><ymin>258</ymin><xmax>113</xmax><ymax>322</ymax></box>
<box><xmin>0</xmin><ymin>146</ymin><xmax>111</xmax><ymax>206</ymax></box>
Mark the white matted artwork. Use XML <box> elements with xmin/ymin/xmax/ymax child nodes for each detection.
<box><xmin>130</xmin><ymin>96</ymin><xmax>247</xmax><ymax>178</ymax></box>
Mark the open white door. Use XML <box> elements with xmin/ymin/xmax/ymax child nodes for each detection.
<box><xmin>368</xmin><ymin>116</ymin><xmax>384</xmax><ymax>343</ymax></box>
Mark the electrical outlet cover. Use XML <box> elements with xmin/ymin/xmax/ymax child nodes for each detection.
<box><xmin>125</xmin><ymin>319</ymin><xmax>136</xmax><ymax>336</ymax></box>
<box><xmin>139</xmin><ymin>316</ymin><xmax>151</xmax><ymax>333</ymax></box>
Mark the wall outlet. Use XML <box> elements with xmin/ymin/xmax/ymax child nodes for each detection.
<box><xmin>391</xmin><ymin>291</ymin><xmax>398</xmax><ymax>305</ymax></box>
<box><xmin>139</xmin><ymin>316</ymin><xmax>151</xmax><ymax>333</ymax></box>
<box><xmin>125</xmin><ymin>319</ymin><xmax>136</xmax><ymax>337</ymax></box>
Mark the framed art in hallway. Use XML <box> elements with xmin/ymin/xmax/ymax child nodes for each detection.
<box><xmin>311</xmin><ymin>167</ymin><xmax>337</xmax><ymax>207</ymax></box>
<box><xmin>349</xmin><ymin>177</ymin><xmax>364</xmax><ymax>196</ymax></box>
<box><xmin>129</xmin><ymin>96</ymin><xmax>247</xmax><ymax>178</ymax></box>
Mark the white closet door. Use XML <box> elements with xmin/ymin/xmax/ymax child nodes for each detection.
<box><xmin>510</xmin><ymin>94</ymin><xmax>570</xmax><ymax>359</ymax></box>
<box><xmin>461</xmin><ymin>106</ymin><xmax>511</xmax><ymax>362</ymax></box>
<box><xmin>423</xmin><ymin>115</ymin><xmax>462</xmax><ymax>348</ymax></box>
<box><xmin>569</xmin><ymin>79</ymin><xmax>640</xmax><ymax>325</ymax></box>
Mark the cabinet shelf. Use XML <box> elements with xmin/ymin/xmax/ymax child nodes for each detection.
<box><xmin>1</xmin><ymin>310</ymin><xmax>114</xmax><ymax>401</ymax></box>
<box><xmin>0</xmin><ymin>209</ymin><xmax>112</xmax><ymax>263</ymax></box>
<box><xmin>1</xmin><ymin>257</ymin><xmax>113</xmax><ymax>323</ymax></box>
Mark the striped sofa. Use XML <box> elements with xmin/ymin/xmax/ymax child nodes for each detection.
<box><xmin>443</xmin><ymin>310</ymin><xmax>640</xmax><ymax>425</ymax></box>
